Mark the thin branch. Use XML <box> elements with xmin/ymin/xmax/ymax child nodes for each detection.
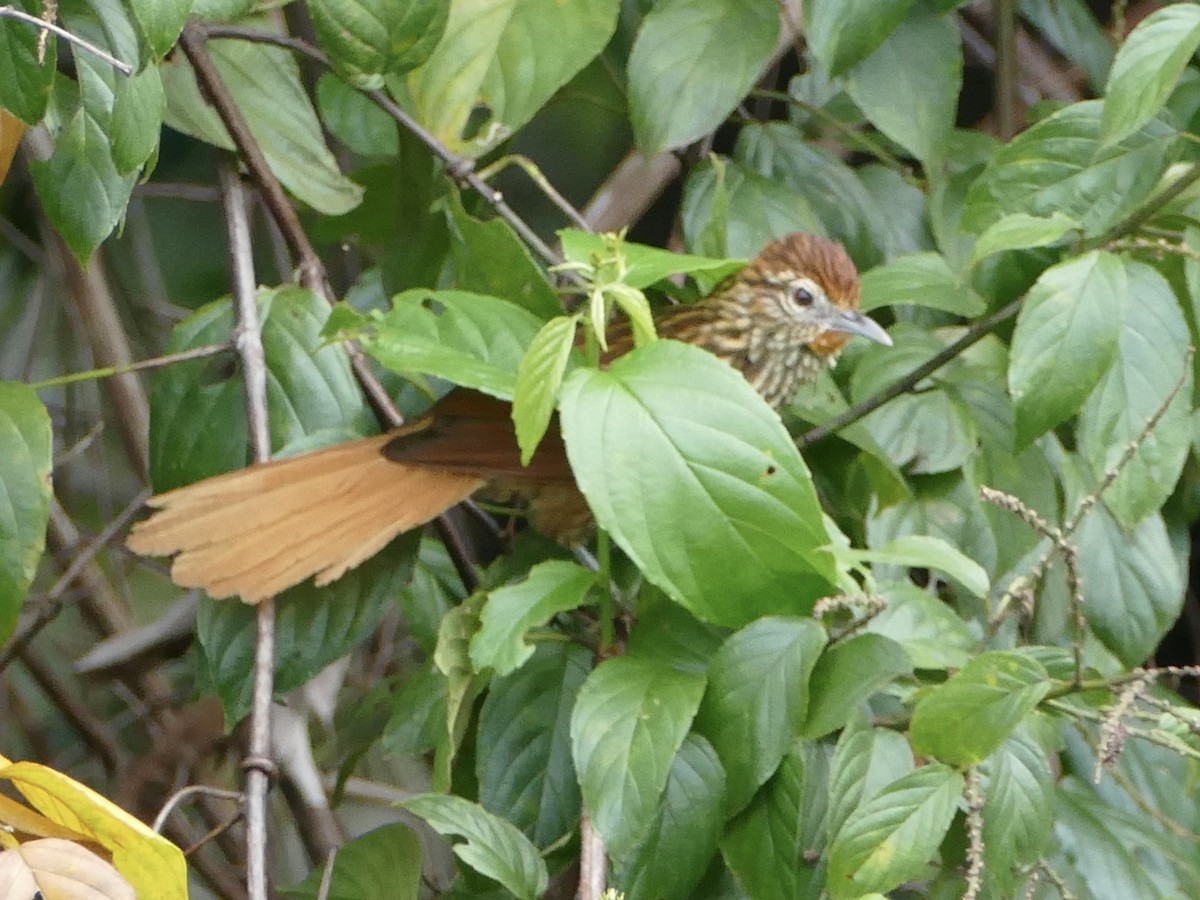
<box><xmin>475</xmin><ymin>154</ymin><xmax>591</xmax><ymax>231</ymax></box>
<box><xmin>0</xmin><ymin>5</ymin><xmax>132</xmax><ymax>75</ymax></box>
<box><xmin>154</xmin><ymin>785</ymin><xmax>243</xmax><ymax>833</ymax></box>
<box><xmin>26</xmin><ymin>342</ymin><xmax>232</xmax><ymax>391</ymax></box>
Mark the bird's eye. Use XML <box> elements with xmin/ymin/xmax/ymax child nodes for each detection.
<box><xmin>791</xmin><ymin>285</ymin><xmax>815</xmax><ymax>306</ymax></box>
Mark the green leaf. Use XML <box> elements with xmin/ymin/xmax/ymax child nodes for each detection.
<box><xmin>628</xmin><ymin>0</ymin><xmax>778</xmax><ymax>154</ymax></box>
<box><xmin>827</xmin><ymin>716</ymin><xmax>914</xmax><ymax>844</ymax></box>
<box><xmin>826</xmin><ymin>764</ymin><xmax>963</xmax><ymax>898</ymax></box>
<box><xmin>316</xmin><ymin>74</ymin><xmax>400</xmax><ymax>157</ymax></box>
<box><xmin>128</xmin><ymin>0</ymin><xmax>191</xmax><ymax>60</ymax></box>
<box><xmin>559</xmin><ymin>230</ymin><xmax>743</xmax><ymax>291</ymax></box>
<box><xmin>804</xmin><ymin>0</ymin><xmax>916</xmax><ymax>77</ymax></box>
<box><xmin>1009</xmin><ymin>251</ymin><xmax>1125</xmax><ymax>448</ymax></box>
<box><xmin>309</xmin><ymin>0</ymin><xmax>447</xmax><ymax>89</ymax></box>
<box><xmin>721</xmin><ymin>741</ymin><xmax>830</xmax><ymax>900</ymax></box>
<box><xmin>613</xmin><ymin>734</ymin><xmax>725</xmax><ymax>898</ymax></box>
<box><xmin>624</xmin><ymin>600</ymin><xmax>725</xmax><ymax>676</ymax></box>
<box><xmin>111</xmin><ymin>65</ymin><xmax>164</xmax><ymax>173</ymax></box>
<box><xmin>803</xmin><ymin>634</ymin><xmax>912</xmax><ymax>739</ymax></box>
<box><xmin>840</xmin><ymin>534</ymin><xmax>990</xmax><ymax>598</ymax></box>
<box><xmin>402</xmin><ymin>794</ymin><xmax>548</xmax><ymax>899</ymax></box>
<box><xmin>0</xmin><ymin>0</ymin><xmax>56</xmax><ymax>123</ymax></box>
<box><xmin>404</xmin><ymin>0</ymin><xmax>620</xmax><ymax>154</ymax></box>
<box><xmin>432</xmin><ymin>601</ymin><xmax>489</xmax><ymax>790</ymax></box>
<box><xmin>161</xmin><ymin>37</ymin><xmax>363</xmax><ymax>214</ymax></box>
<box><xmin>1018</xmin><ymin>0</ymin><xmax>1112</xmax><ymax>92</ymax></box>
<box><xmin>864</xmin><ymin>583</ymin><xmax>975</xmax><ymax>669</ymax></box>
<box><xmin>910</xmin><ymin>651</ymin><xmax>1051</xmax><ymax>766</ymax></box>
<box><xmin>845</xmin><ymin>6</ymin><xmax>962</xmax><ymax>165</ymax></box>
<box><xmin>859</xmin><ymin>252</ymin><xmax>984</xmax><ymax>316</ymax></box>
<box><xmin>1076</xmin><ymin>505</ymin><xmax>1183</xmax><ymax>668</ymax></box>
<box><xmin>477</xmin><ymin>643</ymin><xmax>589</xmax><ymax>846</ymax></box>
<box><xmin>1077</xmin><ymin>261</ymin><xmax>1192</xmax><ymax>527</ymax></box>
<box><xmin>512</xmin><ymin>316</ymin><xmax>578</xmax><ymax>465</ymax></box>
<box><xmin>0</xmin><ymin>383</ymin><xmax>52</xmax><ymax>644</ymax></box>
<box><xmin>148</xmin><ymin>286</ymin><xmax>376</xmax><ymax>491</ymax></box>
<box><xmin>968</xmin><ymin>211</ymin><xmax>1079</xmax><ymax>268</ymax></box>
<box><xmin>559</xmin><ymin>341</ymin><xmax>838</xmax><ymax>628</ymax></box>
<box><xmin>979</xmin><ymin>732</ymin><xmax>1055</xmax><ymax>899</ymax></box>
<box><xmin>381</xmin><ymin>666</ymin><xmax>446</xmax><ymax>756</ymax></box>
<box><xmin>469</xmin><ymin>560</ymin><xmax>594</xmax><ymax>675</ymax></box>
<box><xmin>962</xmin><ymin>100</ymin><xmax>1179</xmax><ymax>238</ymax></box>
<box><xmin>360</xmin><ymin>289</ymin><xmax>544</xmax><ymax>399</ymax></box>
<box><xmin>570</xmin><ymin>656</ymin><xmax>706</xmax><ymax>858</ymax></box>
<box><xmin>279</xmin><ymin>824</ymin><xmax>420</xmax><ymax>900</ymax></box>
<box><xmin>29</xmin><ymin>107</ymin><xmax>136</xmax><ymax>262</ymax></box>
<box><xmin>693</xmin><ymin>618</ymin><xmax>827</xmax><ymax>815</ymax></box>
<box><xmin>1101</xmin><ymin>4</ymin><xmax>1200</xmax><ymax>146</ymax></box>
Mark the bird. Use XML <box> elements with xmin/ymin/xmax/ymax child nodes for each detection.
<box><xmin>127</xmin><ymin>232</ymin><xmax>891</xmax><ymax>603</ymax></box>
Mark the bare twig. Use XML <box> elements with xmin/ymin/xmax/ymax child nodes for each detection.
<box><xmin>154</xmin><ymin>784</ymin><xmax>243</xmax><ymax>833</ymax></box>
<box><xmin>579</xmin><ymin>815</ymin><xmax>607</xmax><ymax>900</ymax></box>
<box><xmin>27</xmin><ymin>342</ymin><xmax>232</xmax><ymax>391</ymax></box>
<box><xmin>0</xmin><ymin>5</ymin><xmax>132</xmax><ymax>75</ymax></box>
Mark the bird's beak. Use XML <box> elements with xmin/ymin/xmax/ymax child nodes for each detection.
<box><xmin>829</xmin><ymin>309</ymin><xmax>892</xmax><ymax>346</ymax></box>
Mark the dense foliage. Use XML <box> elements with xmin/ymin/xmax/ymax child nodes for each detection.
<box><xmin>3</xmin><ymin>0</ymin><xmax>1200</xmax><ymax>898</ymax></box>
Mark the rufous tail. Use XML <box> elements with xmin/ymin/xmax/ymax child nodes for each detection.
<box><xmin>127</xmin><ymin>433</ymin><xmax>483</xmax><ymax>603</ymax></box>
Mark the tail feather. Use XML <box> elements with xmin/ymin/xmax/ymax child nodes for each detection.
<box><xmin>128</xmin><ymin>433</ymin><xmax>483</xmax><ymax>602</ymax></box>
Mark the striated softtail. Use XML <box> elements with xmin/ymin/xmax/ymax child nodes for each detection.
<box><xmin>127</xmin><ymin>433</ymin><xmax>483</xmax><ymax>603</ymax></box>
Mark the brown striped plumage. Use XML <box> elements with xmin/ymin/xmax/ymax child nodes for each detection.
<box><xmin>128</xmin><ymin>233</ymin><xmax>889</xmax><ymax>602</ymax></box>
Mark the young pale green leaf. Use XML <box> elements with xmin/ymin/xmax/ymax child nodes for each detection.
<box><xmin>693</xmin><ymin>618</ymin><xmax>827</xmax><ymax>815</ymax></box>
<box><xmin>0</xmin><ymin>383</ymin><xmax>52</xmax><ymax>644</ymax></box>
<box><xmin>962</xmin><ymin>101</ymin><xmax>1178</xmax><ymax>238</ymax></box>
<box><xmin>628</xmin><ymin>0</ymin><xmax>778</xmax><ymax>154</ymax></box>
<box><xmin>1078</xmin><ymin>261</ymin><xmax>1192</xmax><ymax>527</ymax></box>
<box><xmin>469</xmin><ymin>560</ymin><xmax>594</xmax><ymax>675</ymax></box>
<box><xmin>512</xmin><ymin>316</ymin><xmax>578</xmax><ymax>465</ymax></box>
<box><xmin>613</xmin><ymin>734</ymin><xmax>725</xmax><ymax>898</ymax></box>
<box><xmin>404</xmin><ymin>0</ymin><xmax>619</xmax><ymax>153</ymax></box>
<box><xmin>859</xmin><ymin>253</ymin><xmax>984</xmax><ymax>316</ymax></box>
<box><xmin>827</xmin><ymin>716</ymin><xmax>915</xmax><ymax>844</ymax></box>
<box><xmin>309</xmin><ymin>0</ymin><xmax>447</xmax><ymax>89</ymax></box>
<box><xmin>559</xmin><ymin>341</ymin><xmax>838</xmax><ymax>628</ymax></box>
<box><xmin>845</xmin><ymin>7</ymin><xmax>961</xmax><ymax>165</ymax></box>
<box><xmin>864</xmin><ymin>583</ymin><xmax>975</xmax><ymax>669</ymax></box>
<box><xmin>1101</xmin><ymin>4</ymin><xmax>1200</xmax><ymax>146</ymax></box>
<box><xmin>316</xmin><ymin>74</ymin><xmax>399</xmax><ymax>157</ymax></box>
<box><xmin>29</xmin><ymin>109</ymin><xmax>136</xmax><ymax>263</ymax></box>
<box><xmin>803</xmin><ymin>634</ymin><xmax>912</xmax><ymax>739</ymax></box>
<box><xmin>161</xmin><ymin>39</ymin><xmax>363</xmax><ymax>214</ymax></box>
<box><xmin>968</xmin><ymin>212</ymin><xmax>1079</xmax><ymax>268</ymax></box>
<box><xmin>840</xmin><ymin>534</ymin><xmax>990</xmax><ymax>597</ymax></box>
<box><xmin>570</xmin><ymin>656</ymin><xmax>706</xmax><ymax>859</ymax></box>
<box><xmin>559</xmin><ymin>230</ymin><xmax>743</xmax><ymax>290</ymax></box>
<box><xmin>0</xmin><ymin>0</ymin><xmax>56</xmax><ymax>123</ymax></box>
<box><xmin>979</xmin><ymin>732</ymin><xmax>1055</xmax><ymax>898</ymax></box>
<box><xmin>804</xmin><ymin>0</ymin><xmax>916</xmax><ymax>76</ymax></box>
<box><xmin>826</xmin><ymin>764</ymin><xmax>963</xmax><ymax>898</ymax></box>
<box><xmin>360</xmin><ymin>289</ymin><xmax>544</xmax><ymax>399</ymax></box>
<box><xmin>111</xmin><ymin>65</ymin><xmax>164</xmax><ymax>174</ymax></box>
<box><xmin>128</xmin><ymin>0</ymin><xmax>191</xmax><ymax>60</ymax></box>
<box><xmin>477</xmin><ymin>643</ymin><xmax>589</xmax><ymax>847</ymax></box>
<box><xmin>279</xmin><ymin>824</ymin><xmax>420</xmax><ymax>900</ymax></box>
<box><xmin>721</xmin><ymin>742</ymin><xmax>830</xmax><ymax>900</ymax></box>
<box><xmin>1009</xmin><ymin>251</ymin><xmax>1125</xmax><ymax>448</ymax></box>
<box><xmin>431</xmin><ymin>601</ymin><xmax>488</xmax><ymax>792</ymax></box>
<box><xmin>910</xmin><ymin>651</ymin><xmax>1051</xmax><ymax>766</ymax></box>
<box><xmin>1076</xmin><ymin>507</ymin><xmax>1183</xmax><ymax>668</ymax></box>
<box><xmin>402</xmin><ymin>794</ymin><xmax>548</xmax><ymax>899</ymax></box>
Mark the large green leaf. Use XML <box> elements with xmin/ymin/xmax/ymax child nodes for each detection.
<box><xmin>860</xmin><ymin>252</ymin><xmax>983</xmax><ymax>315</ymax></box>
<box><xmin>559</xmin><ymin>341</ymin><xmax>838</xmax><ymax>628</ymax></box>
<box><xmin>477</xmin><ymin>643</ymin><xmax>588</xmax><ymax>846</ymax></box>
<box><xmin>570</xmin><ymin>656</ymin><xmax>706</xmax><ymax>859</ymax></box>
<box><xmin>844</xmin><ymin>6</ymin><xmax>961</xmax><ymax>165</ymax></box>
<box><xmin>1101</xmin><ymin>4</ymin><xmax>1200</xmax><ymax>146</ymax></box>
<box><xmin>402</xmin><ymin>794</ymin><xmax>548</xmax><ymax>899</ymax></box>
<box><xmin>827</xmin><ymin>715</ymin><xmax>914</xmax><ymax>844</ymax></box>
<box><xmin>693</xmin><ymin>618</ymin><xmax>827</xmax><ymax>815</ymax></box>
<box><xmin>316</xmin><ymin>74</ymin><xmax>400</xmax><ymax>157</ymax></box>
<box><xmin>127</xmin><ymin>0</ymin><xmax>191</xmax><ymax>60</ymax></box>
<box><xmin>968</xmin><ymin>212</ymin><xmax>1079</xmax><ymax>268</ymax></box>
<box><xmin>1077</xmin><ymin>261</ymin><xmax>1192</xmax><ymax>527</ymax></box>
<box><xmin>309</xmin><ymin>0</ymin><xmax>446</xmax><ymax>89</ymax></box>
<box><xmin>826</xmin><ymin>764</ymin><xmax>963</xmax><ymax>898</ymax></box>
<box><xmin>0</xmin><ymin>383</ymin><xmax>52</xmax><ymax>644</ymax></box>
<box><xmin>613</xmin><ymin>734</ymin><xmax>725</xmax><ymax>897</ymax></box>
<box><xmin>1008</xmin><ymin>251</ymin><xmax>1125</xmax><ymax>448</ymax></box>
<box><xmin>403</xmin><ymin>0</ymin><xmax>620</xmax><ymax>154</ymax></box>
<box><xmin>0</xmin><ymin>0</ymin><xmax>57</xmax><ymax>123</ymax></box>
<box><xmin>980</xmin><ymin>732</ymin><xmax>1055</xmax><ymax>899</ymax></box>
<box><xmin>280</xmin><ymin>824</ymin><xmax>420</xmax><ymax>900</ymax></box>
<box><xmin>1018</xmin><ymin>0</ymin><xmax>1112</xmax><ymax>92</ymax></box>
<box><xmin>802</xmin><ymin>633</ymin><xmax>912</xmax><ymax>740</ymax></box>
<box><xmin>627</xmin><ymin>0</ymin><xmax>778</xmax><ymax>154</ymax></box>
<box><xmin>110</xmin><ymin>65</ymin><xmax>164</xmax><ymax>174</ymax></box>
<box><xmin>962</xmin><ymin>101</ymin><xmax>1178</xmax><ymax>238</ymax></box>
<box><xmin>864</xmin><ymin>583</ymin><xmax>975</xmax><ymax>669</ymax></box>
<box><xmin>161</xmin><ymin>37</ymin><xmax>363</xmax><ymax>214</ymax></box>
<box><xmin>804</xmin><ymin>0</ymin><xmax>916</xmax><ymax>77</ymax></box>
<box><xmin>910</xmin><ymin>651</ymin><xmax>1051</xmax><ymax>766</ymax></box>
